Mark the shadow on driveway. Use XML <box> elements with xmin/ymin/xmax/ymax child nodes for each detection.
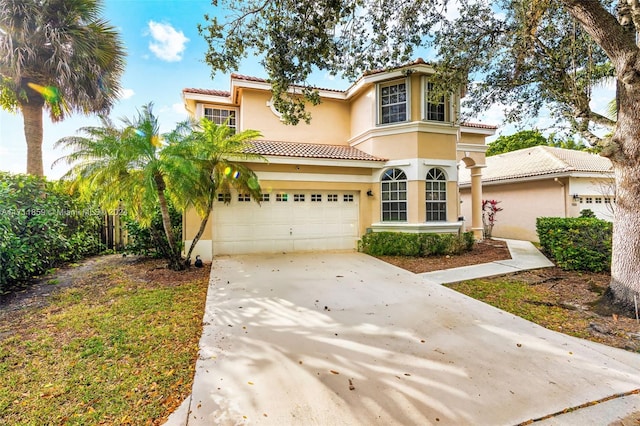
<box><xmin>187</xmin><ymin>252</ymin><xmax>640</xmax><ymax>425</ymax></box>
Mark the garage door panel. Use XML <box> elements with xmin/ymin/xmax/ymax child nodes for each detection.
<box><xmin>213</xmin><ymin>190</ymin><xmax>359</xmax><ymax>255</ymax></box>
<box><xmin>292</xmin><ymin>224</ymin><xmax>324</xmax><ymax>237</ymax></box>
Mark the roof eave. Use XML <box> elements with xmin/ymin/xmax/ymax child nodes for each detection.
<box><xmin>459</xmin><ymin>170</ymin><xmax>613</xmax><ymax>188</ymax></box>
<box><xmin>239</xmin><ymin>155</ymin><xmax>387</xmax><ymax>168</ymax></box>
<box><xmin>460</xmin><ymin>124</ymin><xmax>498</xmax><ymax>136</ymax></box>
<box><xmin>230</xmin><ymin>75</ymin><xmax>348</xmax><ymax>100</ymax></box>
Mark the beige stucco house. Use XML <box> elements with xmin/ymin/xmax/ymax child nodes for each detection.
<box><xmin>182</xmin><ymin>60</ymin><xmax>497</xmax><ymax>259</ymax></box>
<box><xmin>459</xmin><ymin>146</ymin><xmax>615</xmax><ymax>242</ymax></box>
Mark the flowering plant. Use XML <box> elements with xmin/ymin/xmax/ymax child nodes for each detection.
<box><xmin>482</xmin><ymin>199</ymin><xmax>503</xmax><ymax>238</ymax></box>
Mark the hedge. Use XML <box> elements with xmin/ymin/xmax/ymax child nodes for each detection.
<box><xmin>123</xmin><ymin>202</ymin><xmax>182</xmax><ymax>258</ymax></box>
<box><xmin>0</xmin><ymin>173</ymin><xmax>104</xmax><ymax>293</ymax></box>
<box><xmin>536</xmin><ymin>217</ymin><xmax>612</xmax><ymax>272</ymax></box>
<box><xmin>358</xmin><ymin>231</ymin><xmax>474</xmax><ymax>257</ymax></box>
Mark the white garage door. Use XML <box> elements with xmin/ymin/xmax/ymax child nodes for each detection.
<box><xmin>212</xmin><ymin>190</ymin><xmax>360</xmax><ymax>255</ymax></box>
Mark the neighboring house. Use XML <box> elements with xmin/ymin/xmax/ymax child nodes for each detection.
<box><xmin>459</xmin><ymin>146</ymin><xmax>615</xmax><ymax>242</ymax></box>
<box><xmin>182</xmin><ymin>59</ymin><xmax>497</xmax><ymax>259</ymax></box>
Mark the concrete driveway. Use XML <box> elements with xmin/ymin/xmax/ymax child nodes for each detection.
<box><xmin>186</xmin><ymin>252</ymin><xmax>640</xmax><ymax>425</ymax></box>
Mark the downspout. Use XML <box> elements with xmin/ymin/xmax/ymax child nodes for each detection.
<box><xmin>554</xmin><ymin>177</ymin><xmax>567</xmax><ymax>217</ymax></box>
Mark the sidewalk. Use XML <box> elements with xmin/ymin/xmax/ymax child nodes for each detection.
<box><xmin>420</xmin><ymin>239</ymin><xmax>554</xmax><ymax>284</ymax></box>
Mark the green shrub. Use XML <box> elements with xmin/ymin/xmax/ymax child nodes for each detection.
<box><xmin>124</xmin><ymin>203</ymin><xmax>182</xmax><ymax>258</ymax></box>
<box><xmin>0</xmin><ymin>173</ymin><xmax>104</xmax><ymax>293</ymax></box>
<box><xmin>536</xmin><ymin>217</ymin><xmax>611</xmax><ymax>272</ymax></box>
<box><xmin>359</xmin><ymin>231</ymin><xmax>474</xmax><ymax>257</ymax></box>
<box><xmin>579</xmin><ymin>209</ymin><xmax>596</xmax><ymax>218</ymax></box>
<box><xmin>357</xmin><ymin>232</ymin><xmax>421</xmax><ymax>256</ymax></box>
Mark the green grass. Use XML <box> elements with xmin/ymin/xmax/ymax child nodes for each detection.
<box><xmin>0</xmin><ymin>261</ymin><xmax>209</xmax><ymax>425</ymax></box>
<box><xmin>447</xmin><ymin>279</ymin><xmax>591</xmax><ymax>339</ymax></box>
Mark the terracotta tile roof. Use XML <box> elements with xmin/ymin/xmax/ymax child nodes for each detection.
<box><xmin>459</xmin><ymin>146</ymin><xmax>612</xmax><ymax>184</ymax></box>
<box><xmin>244</xmin><ymin>140</ymin><xmax>386</xmax><ymax>162</ymax></box>
<box><xmin>362</xmin><ymin>58</ymin><xmax>432</xmax><ymax>77</ymax></box>
<box><xmin>231</xmin><ymin>73</ymin><xmax>346</xmax><ymax>94</ymax></box>
<box><xmin>461</xmin><ymin>122</ymin><xmax>498</xmax><ymax>130</ymax></box>
<box><xmin>183</xmin><ymin>88</ymin><xmax>230</xmax><ymax>97</ymax></box>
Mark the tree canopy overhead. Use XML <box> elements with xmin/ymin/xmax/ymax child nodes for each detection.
<box><xmin>201</xmin><ymin>0</ymin><xmax>640</xmax><ymax>310</ymax></box>
<box><xmin>486</xmin><ymin>130</ymin><xmax>595</xmax><ymax>156</ymax></box>
<box><xmin>200</xmin><ymin>0</ymin><xmax>614</xmax><ymax>140</ymax></box>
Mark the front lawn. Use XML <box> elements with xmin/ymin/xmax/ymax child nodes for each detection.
<box><xmin>447</xmin><ymin>267</ymin><xmax>640</xmax><ymax>353</ymax></box>
<box><xmin>0</xmin><ymin>255</ymin><xmax>210</xmax><ymax>425</ymax></box>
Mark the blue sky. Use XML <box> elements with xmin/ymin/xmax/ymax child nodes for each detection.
<box><xmin>0</xmin><ymin>0</ymin><xmax>345</xmax><ymax>179</ymax></box>
<box><xmin>0</xmin><ymin>1</ymin><xmax>614</xmax><ymax>179</ymax></box>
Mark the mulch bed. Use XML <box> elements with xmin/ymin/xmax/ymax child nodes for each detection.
<box><xmin>377</xmin><ymin>239</ymin><xmax>511</xmax><ymax>273</ymax></box>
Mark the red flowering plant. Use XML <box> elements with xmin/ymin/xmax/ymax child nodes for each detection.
<box><xmin>482</xmin><ymin>199</ymin><xmax>503</xmax><ymax>238</ymax></box>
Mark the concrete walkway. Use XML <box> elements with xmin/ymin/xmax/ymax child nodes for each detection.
<box><xmin>420</xmin><ymin>239</ymin><xmax>554</xmax><ymax>284</ymax></box>
<box><xmin>166</xmin><ymin>241</ymin><xmax>640</xmax><ymax>425</ymax></box>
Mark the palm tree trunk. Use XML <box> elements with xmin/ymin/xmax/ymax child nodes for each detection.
<box><xmin>21</xmin><ymin>101</ymin><xmax>44</xmax><ymax>176</ymax></box>
<box><xmin>153</xmin><ymin>172</ymin><xmax>185</xmax><ymax>270</ymax></box>
<box><xmin>185</xmin><ymin>195</ymin><xmax>214</xmax><ymax>265</ymax></box>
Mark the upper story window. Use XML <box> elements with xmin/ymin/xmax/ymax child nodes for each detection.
<box><xmin>426</xmin><ymin>168</ymin><xmax>447</xmax><ymax>221</ymax></box>
<box><xmin>379</xmin><ymin>81</ymin><xmax>408</xmax><ymax>124</ymax></box>
<box><xmin>425</xmin><ymin>82</ymin><xmax>447</xmax><ymax>122</ymax></box>
<box><xmin>381</xmin><ymin>168</ymin><xmax>407</xmax><ymax>221</ymax></box>
<box><xmin>204</xmin><ymin>107</ymin><xmax>236</xmax><ymax>132</ymax></box>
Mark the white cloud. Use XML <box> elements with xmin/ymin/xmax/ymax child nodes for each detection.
<box><xmin>146</xmin><ymin>21</ymin><xmax>189</xmax><ymax>62</ymax></box>
<box><xmin>171</xmin><ymin>102</ymin><xmax>188</xmax><ymax>116</ymax></box>
<box><xmin>120</xmin><ymin>88</ymin><xmax>135</xmax><ymax>99</ymax></box>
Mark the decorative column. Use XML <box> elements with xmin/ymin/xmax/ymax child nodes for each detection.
<box><xmin>470</xmin><ymin>165</ymin><xmax>485</xmax><ymax>240</ymax></box>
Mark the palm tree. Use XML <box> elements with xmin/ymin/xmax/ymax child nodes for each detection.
<box><xmin>163</xmin><ymin>118</ymin><xmax>264</xmax><ymax>265</ymax></box>
<box><xmin>0</xmin><ymin>0</ymin><xmax>125</xmax><ymax>176</ymax></box>
<box><xmin>54</xmin><ymin>103</ymin><xmax>185</xmax><ymax>270</ymax></box>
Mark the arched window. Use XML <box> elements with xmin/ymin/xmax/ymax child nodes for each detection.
<box><xmin>381</xmin><ymin>168</ymin><xmax>407</xmax><ymax>221</ymax></box>
<box><xmin>426</xmin><ymin>168</ymin><xmax>447</xmax><ymax>221</ymax></box>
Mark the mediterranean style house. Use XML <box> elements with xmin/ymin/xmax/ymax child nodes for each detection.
<box><xmin>459</xmin><ymin>146</ymin><xmax>615</xmax><ymax>242</ymax></box>
<box><xmin>182</xmin><ymin>59</ymin><xmax>496</xmax><ymax>259</ymax></box>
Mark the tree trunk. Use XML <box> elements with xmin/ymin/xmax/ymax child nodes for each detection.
<box><xmin>185</xmin><ymin>196</ymin><xmax>214</xmax><ymax>265</ymax></box>
<box><xmin>608</xmin><ymin>115</ymin><xmax>640</xmax><ymax>310</ymax></box>
<box><xmin>21</xmin><ymin>101</ymin><xmax>45</xmax><ymax>176</ymax></box>
<box><xmin>607</xmin><ymin>64</ymin><xmax>640</xmax><ymax>310</ymax></box>
<box><xmin>561</xmin><ymin>0</ymin><xmax>640</xmax><ymax>310</ymax></box>
<box><xmin>609</xmin><ymin>182</ymin><xmax>640</xmax><ymax>312</ymax></box>
<box><xmin>153</xmin><ymin>172</ymin><xmax>185</xmax><ymax>271</ymax></box>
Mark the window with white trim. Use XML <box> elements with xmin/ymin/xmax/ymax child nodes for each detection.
<box><xmin>276</xmin><ymin>193</ymin><xmax>288</xmax><ymax>202</ymax></box>
<box><xmin>204</xmin><ymin>107</ymin><xmax>237</xmax><ymax>132</ymax></box>
<box><xmin>260</xmin><ymin>193</ymin><xmax>270</xmax><ymax>202</ymax></box>
<box><xmin>217</xmin><ymin>193</ymin><xmax>231</xmax><ymax>203</ymax></box>
<box><xmin>595</xmin><ymin>197</ymin><xmax>602</xmax><ymax>204</ymax></box>
<box><xmin>381</xmin><ymin>168</ymin><xmax>407</xmax><ymax>221</ymax></box>
<box><xmin>327</xmin><ymin>194</ymin><xmax>338</xmax><ymax>202</ymax></box>
<box><xmin>586</xmin><ymin>197</ymin><xmax>593</xmax><ymax>204</ymax></box>
<box><xmin>426</xmin><ymin>168</ymin><xmax>447</xmax><ymax>221</ymax></box>
<box><xmin>379</xmin><ymin>81</ymin><xmax>408</xmax><ymax>124</ymax></box>
<box><xmin>343</xmin><ymin>194</ymin><xmax>354</xmax><ymax>202</ymax></box>
<box><xmin>294</xmin><ymin>194</ymin><xmax>305</xmax><ymax>202</ymax></box>
<box><xmin>425</xmin><ymin>82</ymin><xmax>447</xmax><ymax>122</ymax></box>
<box><xmin>311</xmin><ymin>194</ymin><xmax>322</xmax><ymax>202</ymax></box>
<box><xmin>238</xmin><ymin>193</ymin><xmax>251</xmax><ymax>202</ymax></box>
